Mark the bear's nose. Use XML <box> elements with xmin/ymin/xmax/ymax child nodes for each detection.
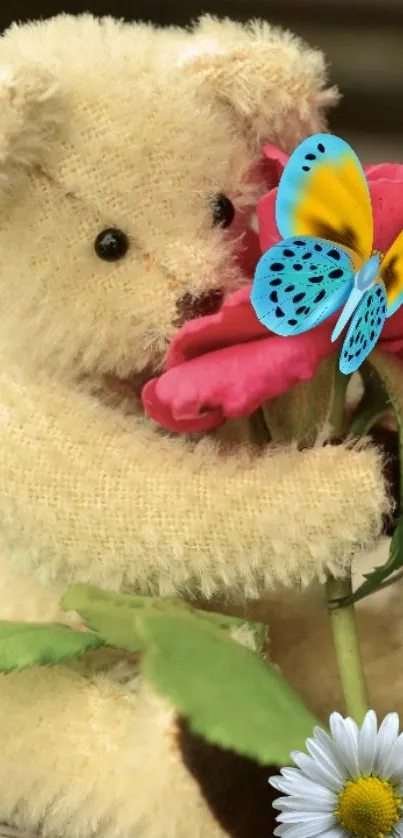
<box><xmin>174</xmin><ymin>289</ymin><xmax>224</xmax><ymax>326</ymax></box>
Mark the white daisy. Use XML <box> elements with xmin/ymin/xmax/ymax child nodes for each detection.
<box><xmin>270</xmin><ymin>711</ymin><xmax>403</xmax><ymax>838</ymax></box>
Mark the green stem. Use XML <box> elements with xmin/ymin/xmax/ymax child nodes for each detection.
<box><xmin>329</xmin><ymin>367</ymin><xmax>351</xmax><ymax>439</ymax></box>
<box><xmin>325</xmin><ymin>573</ymin><xmax>368</xmax><ymax>724</ymax></box>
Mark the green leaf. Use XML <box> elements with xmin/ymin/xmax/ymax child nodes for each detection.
<box><xmin>61</xmin><ymin>585</ymin><xmax>268</xmax><ymax>655</ymax></box>
<box><xmin>61</xmin><ymin>585</ymin><xmax>159</xmax><ymax>653</ymax></box>
<box><xmin>348</xmin><ymin>362</ymin><xmax>391</xmax><ymax>437</ymax></box>
<box><xmin>263</xmin><ymin>355</ymin><xmax>342</xmax><ymax>446</ymax></box>
<box><xmin>198</xmin><ymin>609</ymin><xmax>269</xmax><ymax>655</ymax></box>
<box><xmin>0</xmin><ymin>621</ymin><xmax>104</xmax><ymax>672</ymax></box>
<box><xmin>136</xmin><ymin>610</ymin><xmax>318</xmax><ymax>765</ymax></box>
<box><xmin>349</xmin><ymin>517</ymin><xmax>403</xmax><ymax>606</ymax></box>
<box><xmin>349</xmin><ymin>350</ymin><xmax>403</xmax><ymax>604</ymax></box>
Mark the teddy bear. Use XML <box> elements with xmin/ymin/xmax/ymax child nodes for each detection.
<box><xmin>0</xmin><ymin>10</ymin><xmax>395</xmax><ymax>838</ymax></box>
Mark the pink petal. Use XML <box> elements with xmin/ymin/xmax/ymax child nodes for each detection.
<box><xmin>381</xmin><ymin>305</ymin><xmax>403</xmax><ymax>343</ymax></box>
<box><xmin>144</xmin><ymin>149</ymin><xmax>403</xmax><ymax>436</ymax></box>
<box><xmin>255</xmin><ymin>145</ymin><xmax>287</xmax><ymax>254</ymax></box>
<box><xmin>236</xmin><ymin>227</ymin><xmax>262</xmax><ymax>279</ymax></box>
<box><xmin>370</xmin><ymin>180</ymin><xmax>403</xmax><ymax>254</ymax></box>
<box><xmin>143</xmin><ymin>322</ymin><xmax>340</xmax><ymax>432</ymax></box>
<box><xmin>142</xmin><ymin>377</ymin><xmax>224</xmax><ymax>434</ymax></box>
<box><xmin>257</xmin><ymin>188</ymin><xmax>280</xmax><ymax>253</ymax></box>
<box><xmin>167</xmin><ymin>285</ymin><xmax>268</xmax><ymax>369</ymax></box>
<box><xmin>365</xmin><ymin>163</ymin><xmax>403</xmax><ymax>183</ymax></box>
<box><xmin>261</xmin><ymin>144</ymin><xmax>289</xmax><ymax>186</ymax></box>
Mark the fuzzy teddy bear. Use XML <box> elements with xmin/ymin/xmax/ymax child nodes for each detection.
<box><xmin>0</xmin><ymin>11</ymin><xmax>394</xmax><ymax>838</ymax></box>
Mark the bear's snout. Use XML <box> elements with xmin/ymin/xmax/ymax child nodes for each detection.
<box><xmin>174</xmin><ymin>289</ymin><xmax>224</xmax><ymax>327</ymax></box>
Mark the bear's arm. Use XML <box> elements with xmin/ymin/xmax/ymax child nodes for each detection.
<box><xmin>0</xmin><ymin>364</ymin><xmax>390</xmax><ymax>599</ymax></box>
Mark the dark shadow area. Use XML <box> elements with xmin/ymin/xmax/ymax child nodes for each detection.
<box><xmin>177</xmin><ymin>717</ymin><xmax>279</xmax><ymax>838</ymax></box>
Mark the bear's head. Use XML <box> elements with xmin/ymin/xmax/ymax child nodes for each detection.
<box><xmin>0</xmin><ymin>14</ymin><xmax>337</xmax><ymax>387</ymax></box>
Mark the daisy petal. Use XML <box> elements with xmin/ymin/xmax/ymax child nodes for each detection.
<box><xmin>345</xmin><ymin>718</ymin><xmax>359</xmax><ymax>742</ymax></box>
<box><xmin>273</xmin><ymin>710</ymin><xmax>403</xmax><ymax>838</ymax></box>
<box><xmin>277</xmin><ymin>812</ymin><xmax>336</xmax><ymax>827</ymax></box>
<box><xmin>270</xmin><ymin>777</ymin><xmax>290</xmax><ymax>794</ymax></box>
<box><xmin>393</xmin><ymin>820</ymin><xmax>403</xmax><ymax>838</ymax></box>
<box><xmin>270</xmin><ymin>774</ymin><xmax>331</xmax><ymax>799</ymax></box>
<box><xmin>305</xmin><ymin>739</ymin><xmax>346</xmax><ymax>790</ymax></box>
<box><xmin>312</xmin><ymin>728</ymin><xmax>348</xmax><ymax>774</ymax></box>
<box><xmin>272</xmin><ymin>815</ymin><xmax>337</xmax><ymax>838</ymax></box>
<box><xmin>358</xmin><ymin>709</ymin><xmax>378</xmax><ymax>775</ymax></box>
<box><xmin>270</xmin><ymin>769</ymin><xmax>303</xmax><ymax>791</ymax></box>
<box><xmin>374</xmin><ymin>713</ymin><xmax>400</xmax><ymax>776</ymax></box>
<box><xmin>269</xmin><ymin>772</ymin><xmax>304</xmax><ymax>794</ymax></box>
<box><xmin>292</xmin><ymin>750</ymin><xmax>345</xmax><ymax>792</ymax></box>
<box><xmin>379</xmin><ymin>732</ymin><xmax>403</xmax><ymax>782</ymax></box>
<box><xmin>312</xmin><ymin>728</ymin><xmax>341</xmax><ymax>759</ymax></box>
<box><xmin>329</xmin><ymin>713</ymin><xmax>359</xmax><ymax>778</ymax></box>
<box><xmin>272</xmin><ymin>789</ymin><xmax>336</xmax><ymax>813</ymax></box>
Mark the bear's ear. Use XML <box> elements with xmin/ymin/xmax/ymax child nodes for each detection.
<box><xmin>0</xmin><ymin>63</ymin><xmax>64</xmax><ymax>196</ymax></box>
<box><xmin>180</xmin><ymin>16</ymin><xmax>339</xmax><ymax>152</ymax></box>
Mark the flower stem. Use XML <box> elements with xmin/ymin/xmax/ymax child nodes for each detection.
<box><xmin>329</xmin><ymin>367</ymin><xmax>351</xmax><ymax>440</ymax></box>
<box><xmin>248</xmin><ymin>408</ymin><xmax>271</xmax><ymax>445</ymax></box>
<box><xmin>325</xmin><ymin>573</ymin><xmax>369</xmax><ymax>725</ymax></box>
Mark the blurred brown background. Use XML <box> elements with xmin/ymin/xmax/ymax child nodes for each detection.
<box><xmin>1</xmin><ymin>0</ymin><xmax>402</xmax><ymax>163</ymax></box>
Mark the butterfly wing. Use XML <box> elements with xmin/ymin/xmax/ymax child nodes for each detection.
<box><xmin>339</xmin><ymin>282</ymin><xmax>387</xmax><ymax>374</ymax></box>
<box><xmin>251</xmin><ymin>235</ymin><xmax>354</xmax><ymax>336</ymax></box>
<box><xmin>379</xmin><ymin>229</ymin><xmax>403</xmax><ymax>317</ymax></box>
<box><xmin>276</xmin><ymin>134</ymin><xmax>373</xmax><ymax>270</ymax></box>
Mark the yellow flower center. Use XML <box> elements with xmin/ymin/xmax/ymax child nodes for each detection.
<box><xmin>336</xmin><ymin>777</ymin><xmax>401</xmax><ymax>838</ymax></box>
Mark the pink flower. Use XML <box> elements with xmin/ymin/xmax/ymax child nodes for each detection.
<box><xmin>142</xmin><ymin>148</ymin><xmax>403</xmax><ymax>433</ymax></box>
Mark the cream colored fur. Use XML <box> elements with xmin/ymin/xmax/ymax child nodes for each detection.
<box><xmin>0</xmin><ymin>12</ymin><xmax>393</xmax><ymax>838</ymax></box>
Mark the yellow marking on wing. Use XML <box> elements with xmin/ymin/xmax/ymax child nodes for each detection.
<box><xmin>380</xmin><ymin>230</ymin><xmax>403</xmax><ymax>309</ymax></box>
<box><xmin>292</xmin><ymin>152</ymin><xmax>373</xmax><ymax>269</ymax></box>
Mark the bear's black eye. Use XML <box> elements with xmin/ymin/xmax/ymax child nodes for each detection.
<box><xmin>212</xmin><ymin>194</ymin><xmax>235</xmax><ymax>228</ymax></box>
<box><xmin>94</xmin><ymin>228</ymin><xmax>129</xmax><ymax>261</ymax></box>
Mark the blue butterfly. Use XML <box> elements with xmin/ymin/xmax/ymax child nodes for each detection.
<box><xmin>251</xmin><ymin>134</ymin><xmax>403</xmax><ymax>374</ymax></box>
